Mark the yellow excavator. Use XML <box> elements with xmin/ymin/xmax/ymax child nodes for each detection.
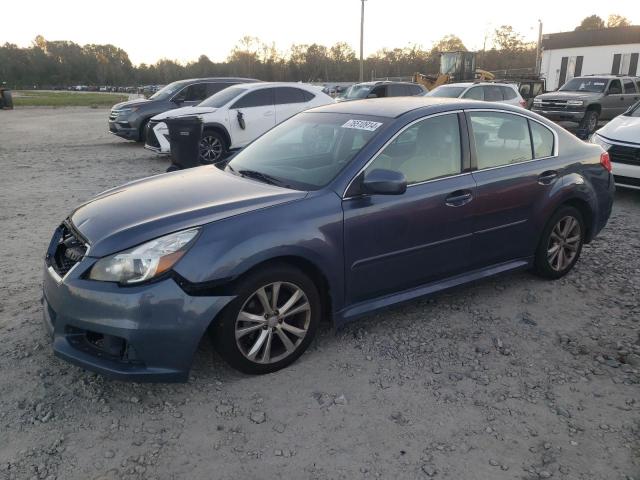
<box><xmin>413</xmin><ymin>51</ymin><xmax>495</xmax><ymax>91</ymax></box>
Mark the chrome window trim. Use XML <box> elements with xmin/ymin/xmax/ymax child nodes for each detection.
<box><xmin>342</xmin><ymin>110</ymin><xmax>465</xmax><ymax>199</ymax></box>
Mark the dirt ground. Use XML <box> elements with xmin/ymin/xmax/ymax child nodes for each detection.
<box><xmin>0</xmin><ymin>108</ymin><xmax>639</xmax><ymax>480</ymax></box>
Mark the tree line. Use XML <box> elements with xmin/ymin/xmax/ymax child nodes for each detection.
<box><xmin>0</xmin><ymin>15</ymin><xmax>632</xmax><ymax>89</ymax></box>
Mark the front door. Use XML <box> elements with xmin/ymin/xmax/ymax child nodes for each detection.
<box><xmin>466</xmin><ymin>110</ymin><xmax>559</xmax><ymax>268</ymax></box>
<box><xmin>228</xmin><ymin>88</ymin><xmax>276</xmax><ymax>148</ymax></box>
<box><xmin>343</xmin><ymin>112</ymin><xmax>476</xmax><ymax>304</ymax></box>
<box><xmin>622</xmin><ymin>78</ymin><xmax>640</xmax><ymax>110</ymax></box>
<box><xmin>601</xmin><ymin>79</ymin><xmax>626</xmax><ymax>120</ymax></box>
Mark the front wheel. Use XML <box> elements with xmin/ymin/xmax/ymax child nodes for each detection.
<box><xmin>199</xmin><ymin>130</ymin><xmax>227</xmax><ymax>164</ymax></box>
<box><xmin>533</xmin><ymin>206</ymin><xmax>585</xmax><ymax>279</ymax></box>
<box><xmin>211</xmin><ymin>265</ymin><xmax>320</xmax><ymax>374</ymax></box>
<box><xmin>579</xmin><ymin>109</ymin><xmax>599</xmax><ymax>134</ymax></box>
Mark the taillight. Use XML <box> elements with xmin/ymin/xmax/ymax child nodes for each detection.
<box><xmin>600</xmin><ymin>151</ymin><xmax>612</xmax><ymax>172</ymax></box>
<box><xmin>520</xmin><ymin>100</ymin><xmax>527</xmax><ymax>108</ymax></box>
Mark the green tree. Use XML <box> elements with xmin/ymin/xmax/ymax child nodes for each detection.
<box><xmin>575</xmin><ymin>15</ymin><xmax>605</xmax><ymax>31</ymax></box>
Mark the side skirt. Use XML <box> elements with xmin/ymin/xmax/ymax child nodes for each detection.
<box><xmin>335</xmin><ymin>257</ymin><xmax>533</xmax><ymax>326</ymax></box>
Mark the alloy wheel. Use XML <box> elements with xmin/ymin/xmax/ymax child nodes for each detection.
<box><xmin>547</xmin><ymin>216</ymin><xmax>581</xmax><ymax>272</ymax></box>
<box><xmin>199</xmin><ymin>135</ymin><xmax>223</xmax><ymax>163</ymax></box>
<box><xmin>235</xmin><ymin>282</ymin><xmax>311</xmax><ymax>364</ymax></box>
<box><xmin>587</xmin><ymin>113</ymin><xmax>598</xmax><ymax>132</ymax></box>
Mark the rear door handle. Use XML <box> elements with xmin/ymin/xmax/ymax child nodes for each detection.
<box><xmin>538</xmin><ymin>170</ymin><xmax>558</xmax><ymax>185</ymax></box>
<box><xmin>445</xmin><ymin>190</ymin><xmax>473</xmax><ymax>207</ymax></box>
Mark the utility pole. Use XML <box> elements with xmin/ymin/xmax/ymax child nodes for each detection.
<box><xmin>359</xmin><ymin>0</ymin><xmax>366</xmax><ymax>82</ymax></box>
<box><xmin>535</xmin><ymin>20</ymin><xmax>543</xmax><ymax>75</ymax></box>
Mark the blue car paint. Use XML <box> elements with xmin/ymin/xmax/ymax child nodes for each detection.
<box><xmin>43</xmin><ymin>98</ymin><xmax>614</xmax><ymax>382</ymax></box>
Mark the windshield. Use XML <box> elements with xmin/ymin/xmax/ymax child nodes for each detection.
<box><xmin>427</xmin><ymin>86</ymin><xmax>466</xmax><ymax>98</ymax></box>
<box><xmin>149</xmin><ymin>81</ymin><xmax>186</xmax><ymax>100</ymax></box>
<box><xmin>226</xmin><ymin>112</ymin><xmax>386</xmax><ymax>190</ymax></box>
<box><xmin>342</xmin><ymin>84</ymin><xmax>374</xmax><ymax>99</ymax></box>
<box><xmin>199</xmin><ymin>87</ymin><xmax>247</xmax><ymax>108</ymax></box>
<box><xmin>559</xmin><ymin>78</ymin><xmax>607</xmax><ymax>93</ymax></box>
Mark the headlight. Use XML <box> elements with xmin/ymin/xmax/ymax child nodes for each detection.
<box><xmin>116</xmin><ymin>106</ymin><xmax>140</xmax><ymax>116</ymax></box>
<box><xmin>89</xmin><ymin>228</ymin><xmax>199</xmax><ymax>284</ymax></box>
<box><xmin>590</xmin><ymin>134</ymin><xmax>611</xmax><ymax>151</ymax></box>
<box><xmin>567</xmin><ymin>100</ymin><xmax>584</xmax><ymax>107</ymax></box>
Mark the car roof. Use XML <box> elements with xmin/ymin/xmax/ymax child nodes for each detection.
<box><xmin>308</xmin><ymin>97</ymin><xmax>522</xmax><ymax>118</ymax></box>
<box><xmin>234</xmin><ymin>82</ymin><xmax>322</xmax><ymax>91</ymax></box>
<box><xmin>441</xmin><ymin>82</ymin><xmax>518</xmax><ymax>88</ymax></box>
<box><xmin>174</xmin><ymin>77</ymin><xmax>261</xmax><ymax>85</ymax></box>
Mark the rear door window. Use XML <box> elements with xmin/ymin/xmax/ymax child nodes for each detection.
<box><xmin>206</xmin><ymin>82</ymin><xmax>233</xmax><ymax>96</ymax></box>
<box><xmin>501</xmin><ymin>86</ymin><xmax>518</xmax><ymax>100</ymax></box>
<box><xmin>275</xmin><ymin>87</ymin><xmax>306</xmax><ymax>104</ymax></box>
<box><xmin>463</xmin><ymin>87</ymin><xmax>484</xmax><ymax>100</ymax></box>
<box><xmin>182</xmin><ymin>83</ymin><xmax>208</xmax><ymax>101</ymax></box>
<box><xmin>608</xmin><ymin>80</ymin><xmax>622</xmax><ymax>94</ymax></box>
<box><xmin>469</xmin><ymin>111</ymin><xmax>533</xmax><ymax>169</ymax></box>
<box><xmin>370</xmin><ymin>85</ymin><xmax>387</xmax><ymax>98</ymax></box>
<box><xmin>483</xmin><ymin>86</ymin><xmax>504</xmax><ymax>101</ymax></box>
<box><xmin>231</xmin><ymin>88</ymin><xmax>274</xmax><ymax>108</ymax></box>
<box><xmin>623</xmin><ymin>79</ymin><xmax>638</xmax><ymax>93</ymax></box>
<box><xmin>529</xmin><ymin>121</ymin><xmax>554</xmax><ymax>158</ymax></box>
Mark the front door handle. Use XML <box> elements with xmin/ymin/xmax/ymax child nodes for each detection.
<box><xmin>445</xmin><ymin>190</ymin><xmax>473</xmax><ymax>207</ymax></box>
<box><xmin>538</xmin><ymin>170</ymin><xmax>558</xmax><ymax>185</ymax></box>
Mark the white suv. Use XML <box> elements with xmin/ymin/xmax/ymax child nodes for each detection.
<box><xmin>426</xmin><ymin>82</ymin><xmax>527</xmax><ymax>107</ymax></box>
<box><xmin>145</xmin><ymin>82</ymin><xmax>334</xmax><ymax>163</ymax></box>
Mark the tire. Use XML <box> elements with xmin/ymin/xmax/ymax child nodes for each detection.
<box><xmin>138</xmin><ymin>118</ymin><xmax>150</xmax><ymax>143</ymax></box>
<box><xmin>199</xmin><ymin>130</ymin><xmax>228</xmax><ymax>164</ymax></box>
<box><xmin>533</xmin><ymin>206</ymin><xmax>585</xmax><ymax>279</ymax></box>
<box><xmin>211</xmin><ymin>264</ymin><xmax>321</xmax><ymax>374</ymax></box>
<box><xmin>579</xmin><ymin>109</ymin><xmax>599</xmax><ymax>134</ymax></box>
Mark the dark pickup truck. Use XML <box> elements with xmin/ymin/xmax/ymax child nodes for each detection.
<box><xmin>532</xmin><ymin>75</ymin><xmax>640</xmax><ymax>134</ymax></box>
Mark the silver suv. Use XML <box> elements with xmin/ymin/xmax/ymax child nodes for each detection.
<box><xmin>532</xmin><ymin>75</ymin><xmax>640</xmax><ymax>134</ymax></box>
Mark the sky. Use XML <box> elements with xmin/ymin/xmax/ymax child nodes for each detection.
<box><xmin>2</xmin><ymin>0</ymin><xmax>638</xmax><ymax>65</ymax></box>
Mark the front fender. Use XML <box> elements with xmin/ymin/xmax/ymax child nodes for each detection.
<box><xmin>173</xmin><ymin>192</ymin><xmax>346</xmax><ymax>312</ymax></box>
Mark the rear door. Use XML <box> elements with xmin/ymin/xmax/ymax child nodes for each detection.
<box><xmin>466</xmin><ymin>109</ymin><xmax>558</xmax><ymax>268</ymax></box>
<box><xmin>622</xmin><ymin>78</ymin><xmax>640</xmax><ymax>109</ymax></box>
<box><xmin>343</xmin><ymin>112</ymin><xmax>476</xmax><ymax>304</ymax></box>
<box><xmin>274</xmin><ymin>87</ymin><xmax>311</xmax><ymax>123</ymax></box>
<box><xmin>228</xmin><ymin>88</ymin><xmax>276</xmax><ymax>148</ymax></box>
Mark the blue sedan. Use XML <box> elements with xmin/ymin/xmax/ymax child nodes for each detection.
<box><xmin>43</xmin><ymin>98</ymin><xmax>614</xmax><ymax>380</ymax></box>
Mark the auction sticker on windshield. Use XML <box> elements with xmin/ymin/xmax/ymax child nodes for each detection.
<box><xmin>342</xmin><ymin>119</ymin><xmax>383</xmax><ymax>131</ymax></box>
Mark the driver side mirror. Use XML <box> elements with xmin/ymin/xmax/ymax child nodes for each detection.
<box><xmin>361</xmin><ymin>169</ymin><xmax>407</xmax><ymax>195</ymax></box>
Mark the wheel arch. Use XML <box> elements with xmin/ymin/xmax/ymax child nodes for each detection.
<box><xmin>202</xmin><ymin>123</ymin><xmax>231</xmax><ymax>148</ymax></box>
<box><xmin>561</xmin><ymin>197</ymin><xmax>594</xmax><ymax>242</ymax></box>
<box><xmin>586</xmin><ymin>103</ymin><xmax>601</xmax><ymax>115</ymax></box>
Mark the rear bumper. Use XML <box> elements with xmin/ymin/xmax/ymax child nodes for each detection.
<box><xmin>42</xmin><ymin>259</ymin><xmax>233</xmax><ymax>382</ymax></box>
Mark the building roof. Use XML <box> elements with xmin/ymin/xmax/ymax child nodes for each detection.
<box><xmin>541</xmin><ymin>26</ymin><xmax>640</xmax><ymax>50</ymax></box>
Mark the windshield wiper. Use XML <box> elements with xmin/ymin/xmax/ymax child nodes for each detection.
<box><xmin>237</xmin><ymin>169</ymin><xmax>285</xmax><ymax>187</ymax></box>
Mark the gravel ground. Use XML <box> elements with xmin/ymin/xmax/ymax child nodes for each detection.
<box><xmin>0</xmin><ymin>108</ymin><xmax>639</xmax><ymax>480</ymax></box>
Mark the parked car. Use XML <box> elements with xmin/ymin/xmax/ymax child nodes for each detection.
<box><xmin>43</xmin><ymin>97</ymin><xmax>614</xmax><ymax>381</ymax></box>
<box><xmin>108</xmin><ymin>78</ymin><xmax>259</xmax><ymax>142</ymax></box>
<box><xmin>145</xmin><ymin>82</ymin><xmax>334</xmax><ymax>163</ymax></box>
<box><xmin>426</xmin><ymin>82</ymin><xmax>527</xmax><ymax>107</ymax></box>
<box><xmin>532</xmin><ymin>75</ymin><xmax>640</xmax><ymax>134</ymax></box>
<box><xmin>591</xmin><ymin>100</ymin><xmax>640</xmax><ymax>190</ymax></box>
<box><xmin>336</xmin><ymin>81</ymin><xmax>425</xmax><ymax>102</ymax></box>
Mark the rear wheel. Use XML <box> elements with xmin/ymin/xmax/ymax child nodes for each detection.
<box><xmin>211</xmin><ymin>265</ymin><xmax>320</xmax><ymax>374</ymax></box>
<box><xmin>533</xmin><ymin>206</ymin><xmax>585</xmax><ymax>279</ymax></box>
<box><xmin>199</xmin><ymin>130</ymin><xmax>227</xmax><ymax>164</ymax></box>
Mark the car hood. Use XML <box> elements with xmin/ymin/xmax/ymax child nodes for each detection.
<box><xmin>112</xmin><ymin>98</ymin><xmax>149</xmax><ymax>110</ymax></box>
<box><xmin>536</xmin><ymin>91</ymin><xmax>596</xmax><ymax>101</ymax></box>
<box><xmin>71</xmin><ymin>166</ymin><xmax>306</xmax><ymax>257</ymax></box>
<box><xmin>597</xmin><ymin>114</ymin><xmax>640</xmax><ymax>145</ymax></box>
<box><xmin>152</xmin><ymin>106</ymin><xmax>218</xmax><ymax>121</ymax></box>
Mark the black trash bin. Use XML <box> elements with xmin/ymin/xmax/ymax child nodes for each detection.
<box><xmin>0</xmin><ymin>89</ymin><xmax>13</xmax><ymax>110</ymax></box>
<box><xmin>165</xmin><ymin>115</ymin><xmax>203</xmax><ymax>170</ymax></box>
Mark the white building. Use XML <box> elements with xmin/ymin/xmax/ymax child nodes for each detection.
<box><xmin>540</xmin><ymin>26</ymin><xmax>640</xmax><ymax>90</ymax></box>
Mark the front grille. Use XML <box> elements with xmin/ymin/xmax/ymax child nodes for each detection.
<box><xmin>614</xmin><ymin>175</ymin><xmax>640</xmax><ymax>188</ymax></box>
<box><xmin>146</xmin><ymin>121</ymin><xmax>160</xmax><ymax>148</ymax></box>
<box><xmin>537</xmin><ymin>100</ymin><xmax>568</xmax><ymax>111</ymax></box>
<box><xmin>609</xmin><ymin>144</ymin><xmax>640</xmax><ymax>166</ymax></box>
<box><xmin>49</xmin><ymin>223</ymin><xmax>87</xmax><ymax>277</ymax></box>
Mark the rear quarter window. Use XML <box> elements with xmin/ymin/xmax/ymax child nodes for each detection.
<box><xmin>501</xmin><ymin>86</ymin><xmax>518</xmax><ymax>100</ymax></box>
<box><xmin>529</xmin><ymin>121</ymin><xmax>554</xmax><ymax>158</ymax></box>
